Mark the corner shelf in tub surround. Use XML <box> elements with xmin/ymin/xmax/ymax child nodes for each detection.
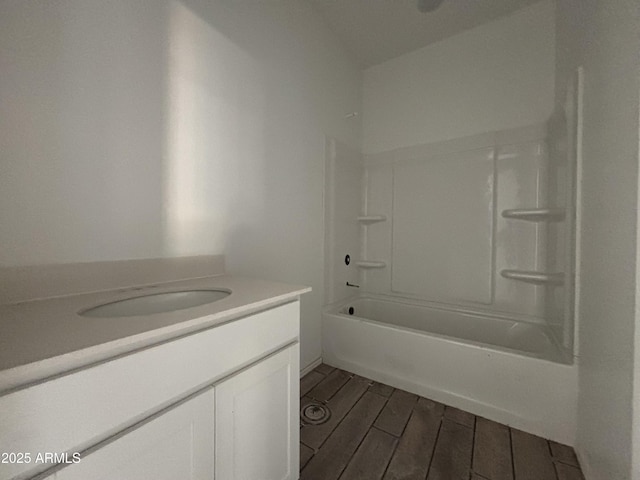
<box><xmin>500</xmin><ymin>269</ymin><xmax>565</xmax><ymax>285</ymax></box>
<box><xmin>501</xmin><ymin>208</ymin><xmax>566</xmax><ymax>222</ymax></box>
<box><xmin>355</xmin><ymin>261</ymin><xmax>386</xmax><ymax>269</ymax></box>
<box><xmin>357</xmin><ymin>215</ymin><xmax>387</xmax><ymax>225</ymax></box>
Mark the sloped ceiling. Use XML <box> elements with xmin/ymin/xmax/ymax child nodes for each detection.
<box><xmin>307</xmin><ymin>0</ymin><xmax>545</xmax><ymax>67</ymax></box>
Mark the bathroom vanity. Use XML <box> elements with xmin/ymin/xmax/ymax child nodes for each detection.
<box><xmin>0</xmin><ymin>260</ymin><xmax>309</xmax><ymax>480</ymax></box>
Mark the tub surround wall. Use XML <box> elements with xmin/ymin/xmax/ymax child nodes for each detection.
<box><xmin>390</xmin><ymin>144</ymin><xmax>495</xmax><ymax>305</ymax></box>
<box><xmin>361</xmin><ymin>125</ymin><xmax>573</xmax><ymax>337</ymax></box>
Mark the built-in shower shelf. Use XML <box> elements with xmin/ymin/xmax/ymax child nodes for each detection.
<box><xmin>356</xmin><ymin>261</ymin><xmax>386</xmax><ymax>269</ymax></box>
<box><xmin>501</xmin><ymin>208</ymin><xmax>565</xmax><ymax>222</ymax></box>
<box><xmin>500</xmin><ymin>269</ymin><xmax>564</xmax><ymax>285</ymax></box>
<box><xmin>357</xmin><ymin>215</ymin><xmax>387</xmax><ymax>225</ymax></box>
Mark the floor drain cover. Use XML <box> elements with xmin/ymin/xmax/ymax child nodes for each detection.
<box><xmin>301</xmin><ymin>403</ymin><xmax>331</xmax><ymax>425</ymax></box>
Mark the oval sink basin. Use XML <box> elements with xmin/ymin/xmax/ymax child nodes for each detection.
<box><xmin>79</xmin><ymin>289</ymin><xmax>231</xmax><ymax>318</ymax></box>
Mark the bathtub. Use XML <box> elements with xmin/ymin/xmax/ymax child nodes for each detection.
<box><xmin>322</xmin><ymin>295</ymin><xmax>578</xmax><ymax>445</ymax></box>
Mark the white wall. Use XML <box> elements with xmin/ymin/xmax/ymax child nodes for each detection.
<box><xmin>555</xmin><ymin>1</ymin><xmax>640</xmax><ymax>479</ymax></box>
<box><xmin>362</xmin><ymin>0</ymin><xmax>555</xmax><ymax>154</ymax></box>
<box><xmin>0</xmin><ymin>0</ymin><xmax>362</xmax><ymax>371</ymax></box>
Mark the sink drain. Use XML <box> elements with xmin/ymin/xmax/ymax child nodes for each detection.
<box><xmin>301</xmin><ymin>402</ymin><xmax>331</xmax><ymax>425</ymax></box>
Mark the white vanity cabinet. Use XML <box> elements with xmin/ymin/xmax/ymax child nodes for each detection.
<box><xmin>53</xmin><ymin>389</ymin><xmax>215</xmax><ymax>480</ymax></box>
<box><xmin>0</xmin><ymin>300</ymin><xmax>301</xmax><ymax>480</ymax></box>
<box><xmin>216</xmin><ymin>345</ymin><xmax>299</xmax><ymax>480</ymax></box>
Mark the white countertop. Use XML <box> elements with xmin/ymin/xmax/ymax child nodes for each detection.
<box><xmin>0</xmin><ymin>275</ymin><xmax>310</xmax><ymax>394</ymax></box>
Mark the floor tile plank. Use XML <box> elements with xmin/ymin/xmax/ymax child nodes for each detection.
<box><xmin>550</xmin><ymin>440</ymin><xmax>580</xmax><ymax>467</ymax></box>
<box><xmin>556</xmin><ymin>462</ymin><xmax>586</xmax><ymax>480</ymax></box>
<box><xmin>426</xmin><ymin>418</ymin><xmax>473</xmax><ymax>480</ymax></box>
<box><xmin>383</xmin><ymin>397</ymin><xmax>444</xmax><ymax>480</ymax></box>
<box><xmin>301</xmin><ymin>376</ymin><xmax>371</xmax><ymax>449</ymax></box>
<box><xmin>307</xmin><ymin>369</ymin><xmax>352</xmax><ymax>402</ymax></box>
<box><xmin>300</xmin><ymin>443</ymin><xmax>314</xmax><ymax>470</ymax></box>
<box><xmin>473</xmin><ymin>417</ymin><xmax>513</xmax><ymax>480</ymax></box>
<box><xmin>511</xmin><ymin>428</ymin><xmax>556</xmax><ymax>480</ymax></box>
<box><xmin>374</xmin><ymin>388</ymin><xmax>418</xmax><ymax>437</ymax></box>
<box><xmin>315</xmin><ymin>363</ymin><xmax>336</xmax><ymax>376</ymax></box>
<box><xmin>301</xmin><ymin>392</ymin><xmax>387</xmax><ymax>480</ymax></box>
<box><xmin>339</xmin><ymin>428</ymin><xmax>397</xmax><ymax>480</ymax></box>
<box><xmin>301</xmin><ymin>371</ymin><xmax>325</xmax><ymax>397</ymax></box>
<box><xmin>369</xmin><ymin>382</ymin><xmax>394</xmax><ymax>397</ymax></box>
<box><xmin>300</xmin><ymin>368</ymin><xmax>585</xmax><ymax>480</ymax></box>
<box><xmin>444</xmin><ymin>405</ymin><xmax>475</xmax><ymax>428</ymax></box>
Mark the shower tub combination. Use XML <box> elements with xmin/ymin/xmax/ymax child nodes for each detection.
<box><xmin>322</xmin><ymin>294</ymin><xmax>577</xmax><ymax>445</ymax></box>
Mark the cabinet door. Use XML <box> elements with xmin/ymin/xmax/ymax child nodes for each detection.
<box><xmin>215</xmin><ymin>344</ymin><xmax>299</xmax><ymax>480</ymax></box>
<box><xmin>56</xmin><ymin>389</ymin><xmax>214</xmax><ymax>480</ymax></box>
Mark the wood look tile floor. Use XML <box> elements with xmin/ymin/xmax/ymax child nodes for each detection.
<box><xmin>299</xmin><ymin>365</ymin><xmax>584</xmax><ymax>480</ymax></box>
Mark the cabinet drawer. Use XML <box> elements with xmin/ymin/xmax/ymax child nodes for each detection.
<box><xmin>0</xmin><ymin>301</ymin><xmax>299</xmax><ymax>480</ymax></box>
<box><xmin>54</xmin><ymin>389</ymin><xmax>214</xmax><ymax>480</ymax></box>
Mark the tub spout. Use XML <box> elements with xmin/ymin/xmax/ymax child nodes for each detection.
<box><xmin>346</xmin><ymin>282</ymin><xmax>360</xmax><ymax>288</ymax></box>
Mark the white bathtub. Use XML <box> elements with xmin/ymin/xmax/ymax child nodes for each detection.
<box><xmin>322</xmin><ymin>295</ymin><xmax>578</xmax><ymax>445</ymax></box>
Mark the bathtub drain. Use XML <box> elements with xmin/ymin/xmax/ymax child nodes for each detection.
<box><xmin>301</xmin><ymin>403</ymin><xmax>331</xmax><ymax>425</ymax></box>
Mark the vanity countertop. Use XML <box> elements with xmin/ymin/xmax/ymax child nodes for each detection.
<box><xmin>0</xmin><ymin>275</ymin><xmax>310</xmax><ymax>393</ymax></box>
